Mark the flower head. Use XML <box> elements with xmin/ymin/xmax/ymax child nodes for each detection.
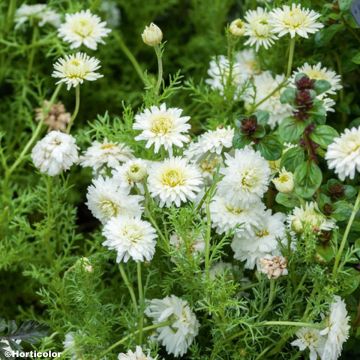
<box><xmin>31</xmin><ymin>131</ymin><xmax>78</xmax><ymax>176</ymax></box>
<box><xmin>270</xmin><ymin>4</ymin><xmax>323</xmax><ymax>38</ymax></box>
<box><xmin>145</xmin><ymin>295</ymin><xmax>199</xmax><ymax>357</ymax></box>
<box><xmin>147</xmin><ymin>157</ymin><xmax>203</xmax><ymax>207</ymax></box>
<box><xmin>52</xmin><ymin>53</ymin><xmax>102</xmax><ymax>90</ymax></box>
<box><xmin>272</xmin><ymin>168</ymin><xmax>294</xmax><ymax>193</ymax></box>
<box><xmin>244</xmin><ymin>7</ymin><xmax>278</xmax><ymax>51</ymax></box>
<box><xmin>326</xmin><ymin>127</ymin><xmax>360</xmax><ymax>180</ymax></box>
<box><xmin>141</xmin><ymin>23</ymin><xmax>163</xmax><ymax>46</ymax></box>
<box><xmin>59</xmin><ymin>10</ymin><xmax>111</xmax><ymax>50</ymax></box>
<box><xmin>229</xmin><ymin>19</ymin><xmax>246</xmax><ymax>37</ymax></box>
<box><xmin>102</xmin><ymin>216</ymin><xmax>157</xmax><ymax>263</ymax></box>
<box><xmin>112</xmin><ymin>159</ymin><xmax>148</xmax><ymax>191</ymax></box>
<box><xmin>133</xmin><ymin>104</ymin><xmax>191</xmax><ymax>155</ymax></box>
<box><xmin>15</xmin><ymin>4</ymin><xmax>60</xmax><ymax>28</ymax></box>
<box><xmin>259</xmin><ymin>255</ymin><xmax>288</xmax><ymax>279</ymax></box>
<box><xmin>118</xmin><ymin>346</ymin><xmax>156</xmax><ymax>360</ymax></box>
<box><xmin>291</xmin><ymin>328</ymin><xmax>325</xmax><ymax>360</ymax></box>
<box><xmin>35</xmin><ymin>101</ymin><xmax>70</xmax><ymax>132</ymax></box>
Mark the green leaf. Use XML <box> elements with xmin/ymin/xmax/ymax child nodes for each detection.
<box><xmin>332</xmin><ymin>200</ymin><xmax>353</xmax><ymax>221</ymax></box>
<box><xmin>254</xmin><ymin>110</ymin><xmax>269</xmax><ymax>126</ymax></box>
<box><xmin>310</xmin><ymin>125</ymin><xmax>339</xmax><ymax>148</ymax></box>
<box><xmin>314</xmin><ymin>24</ymin><xmax>344</xmax><ymax>47</ymax></box>
<box><xmin>339</xmin><ymin>0</ymin><xmax>353</xmax><ymax>11</ymax></box>
<box><xmin>294</xmin><ymin>161</ymin><xmax>323</xmax><ymax>198</ymax></box>
<box><xmin>256</xmin><ymin>135</ymin><xmax>283</xmax><ymax>160</ymax></box>
<box><xmin>279</xmin><ymin>117</ymin><xmax>306</xmax><ymax>142</ymax></box>
<box><xmin>280</xmin><ymin>88</ymin><xmax>296</xmax><ymax>104</ymax></box>
<box><xmin>280</xmin><ymin>147</ymin><xmax>305</xmax><ymax>172</ymax></box>
<box><xmin>352</xmin><ymin>51</ymin><xmax>360</xmax><ymax>65</ymax></box>
<box><xmin>232</xmin><ymin>132</ymin><xmax>251</xmax><ymax>149</ymax></box>
<box><xmin>314</xmin><ymin>80</ymin><xmax>331</xmax><ymax>95</ymax></box>
<box><xmin>275</xmin><ymin>193</ymin><xmax>299</xmax><ymax>208</ymax></box>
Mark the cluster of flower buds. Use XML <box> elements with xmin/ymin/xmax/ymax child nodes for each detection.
<box><xmin>293</xmin><ymin>74</ymin><xmax>317</xmax><ymax>121</ymax></box>
<box><xmin>259</xmin><ymin>255</ymin><xmax>288</xmax><ymax>279</ymax></box>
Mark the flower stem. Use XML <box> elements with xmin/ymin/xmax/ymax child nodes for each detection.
<box><xmin>66</xmin><ymin>85</ymin><xmax>80</xmax><ymax>134</ymax></box>
<box><xmin>154</xmin><ymin>45</ymin><xmax>163</xmax><ymax>95</ymax></box>
<box><xmin>5</xmin><ymin>0</ymin><xmax>17</xmax><ymax>33</ymax></box>
<box><xmin>137</xmin><ymin>262</ymin><xmax>144</xmax><ymax>344</ymax></box>
<box><xmin>205</xmin><ymin>199</ymin><xmax>212</xmax><ymax>279</ymax></box>
<box><xmin>119</xmin><ymin>263</ymin><xmax>138</xmax><ymax>313</ymax></box>
<box><xmin>286</xmin><ymin>37</ymin><xmax>296</xmax><ymax>78</ymax></box>
<box><xmin>27</xmin><ymin>24</ymin><xmax>39</xmax><ymax>79</ymax></box>
<box><xmin>260</xmin><ymin>321</ymin><xmax>322</xmax><ymax>329</ymax></box>
<box><xmin>333</xmin><ymin>188</ymin><xmax>360</xmax><ymax>275</ymax></box>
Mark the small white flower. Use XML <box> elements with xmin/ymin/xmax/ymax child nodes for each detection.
<box><xmin>86</xmin><ymin>176</ymin><xmax>143</xmax><ymax>224</ymax></box>
<box><xmin>326</xmin><ymin>127</ymin><xmax>360</xmax><ymax>181</ymax></box>
<box><xmin>288</xmin><ymin>202</ymin><xmax>335</xmax><ymax>235</ymax></box>
<box><xmin>80</xmin><ymin>139</ymin><xmax>134</xmax><ymax>173</ymax></box>
<box><xmin>103</xmin><ymin>216</ymin><xmax>157</xmax><ymax>263</ymax></box>
<box><xmin>236</xmin><ymin>49</ymin><xmax>260</xmax><ymax>78</ymax></box>
<box><xmin>244</xmin><ymin>7</ymin><xmax>278</xmax><ymax>51</ymax></box>
<box><xmin>320</xmin><ymin>296</ymin><xmax>350</xmax><ymax>360</ymax></box>
<box><xmin>112</xmin><ymin>159</ymin><xmax>148</xmax><ymax>191</ymax></box>
<box><xmin>31</xmin><ymin>131</ymin><xmax>79</xmax><ymax>176</ymax></box>
<box><xmin>270</xmin><ymin>4</ymin><xmax>323</xmax><ymax>38</ymax></box>
<box><xmin>52</xmin><ymin>52</ymin><xmax>103</xmax><ymax>90</ymax></box>
<box><xmin>59</xmin><ymin>9</ymin><xmax>111</xmax><ymax>50</ymax></box>
<box><xmin>118</xmin><ymin>346</ymin><xmax>156</xmax><ymax>360</ymax></box>
<box><xmin>258</xmin><ymin>255</ymin><xmax>288</xmax><ymax>279</ymax></box>
<box><xmin>209</xmin><ymin>196</ymin><xmax>265</xmax><ymax>234</ymax></box>
<box><xmin>147</xmin><ymin>157</ymin><xmax>203</xmax><ymax>207</ymax></box>
<box><xmin>145</xmin><ymin>295</ymin><xmax>199</xmax><ymax>357</ymax></box>
<box><xmin>291</xmin><ymin>328</ymin><xmax>325</xmax><ymax>360</ymax></box>
<box><xmin>100</xmin><ymin>0</ymin><xmax>121</xmax><ymax>28</ymax></box>
<box><xmin>231</xmin><ymin>209</ymin><xmax>286</xmax><ymax>269</ymax></box>
<box><xmin>217</xmin><ymin>146</ymin><xmax>271</xmax><ymax>204</ymax></box>
<box><xmin>272</xmin><ymin>168</ymin><xmax>294</xmax><ymax>193</ymax></box>
<box><xmin>15</xmin><ymin>4</ymin><xmax>61</xmax><ymax>28</ymax></box>
<box><xmin>63</xmin><ymin>332</ymin><xmax>77</xmax><ymax>360</ymax></box>
<box><xmin>229</xmin><ymin>19</ymin><xmax>246</xmax><ymax>37</ymax></box>
<box><xmin>133</xmin><ymin>104</ymin><xmax>191</xmax><ymax>155</ymax></box>
<box><xmin>141</xmin><ymin>23</ymin><xmax>163</xmax><ymax>46</ymax></box>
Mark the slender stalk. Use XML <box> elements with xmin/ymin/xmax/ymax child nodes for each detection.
<box><xmin>333</xmin><ymin>188</ymin><xmax>360</xmax><ymax>274</ymax></box>
<box><xmin>45</xmin><ymin>176</ymin><xmax>53</xmax><ymax>261</ymax></box>
<box><xmin>260</xmin><ymin>321</ymin><xmax>322</xmax><ymax>329</ymax></box>
<box><xmin>113</xmin><ymin>32</ymin><xmax>146</xmax><ymax>85</ymax></box>
<box><xmin>205</xmin><ymin>199</ymin><xmax>212</xmax><ymax>278</ymax></box>
<box><xmin>154</xmin><ymin>45</ymin><xmax>163</xmax><ymax>95</ymax></box>
<box><xmin>261</xmin><ymin>280</ymin><xmax>276</xmax><ymax>317</ymax></box>
<box><xmin>66</xmin><ymin>85</ymin><xmax>80</xmax><ymax>134</ymax></box>
<box><xmin>100</xmin><ymin>321</ymin><xmax>172</xmax><ymax>356</ymax></box>
<box><xmin>286</xmin><ymin>37</ymin><xmax>296</xmax><ymax>78</ymax></box>
<box><xmin>27</xmin><ymin>25</ymin><xmax>39</xmax><ymax>78</ymax></box>
<box><xmin>5</xmin><ymin>0</ymin><xmax>17</xmax><ymax>33</ymax></box>
<box><xmin>137</xmin><ymin>262</ymin><xmax>144</xmax><ymax>344</ymax></box>
<box><xmin>119</xmin><ymin>263</ymin><xmax>138</xmax><ymax>312</ymax></box>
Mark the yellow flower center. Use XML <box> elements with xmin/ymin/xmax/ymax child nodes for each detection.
<box><xmin>100</xmin><ymin>199</ymin><xmax>119</xmax><ymax>218</ymax></box>
<box><xmin>101</xmin><ymin>143</ymin><xmax>116</xmax><ymax>150</ymax></box>
<box><xmin>278</xmin><ymin>173</ymin><xmax>289</xmax><ymax>183</ymax></box>
<box><xmin>240</xmin><ymin>169</ymin><xmax>258</xmax><ymax>190</ymax></box>
<box><xmin>225</xmin><ymin>204</ymin><xmax>243</xmax><ymax>215</ymax></box>
<box><xmin>122</xmin><ymin>225</ymin><xmax>143</xmax><ymax>244</ymax></box>
<box><xmin>73</xmin><ymin>19</ymin><xmax>93</xmax><ymax>38</ymax></box>
<box><xmin>151</xmin><ymin>115</ymin><xmax>173</xmax><ymax>135</ymax></box>
<box><xmin>161</xmin><ymin>168</ymin><xmax>185</xmax><ymax>187</ymax></box>
<box><xmin>256</xmin><ymin>229</ymin><xmax>270</xmax><ymax>238</ymax></box>
<box><xmin>284</xmin><ymin>9</ymin><xmax>307</xmax><ymax>29</ymax></box>
<box><xmin>305</xmin><ymin>69</ymin><xmax>326</xmax><ymax>81</ymax></box>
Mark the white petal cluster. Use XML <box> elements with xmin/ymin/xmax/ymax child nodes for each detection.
<box><xmin>258</xmin><ymin>255</ymin><xmax>288</xmax><ymax>279</ymax></box>
<box><xmin>229</xmin><ymin>19</ymin><xmax>246</xmax><ymax>37</ymax></box>
<box><xmin>133</xmin><ymin>104</ymin><xmax>191</xmax><ymax>155</ymax></box>
<box><xmin>52</xmin><ymin>52</ymin><xmax>103</xmax><ymax>90</ymax></box>
<box><xmin>145</xmin><ymin>295</ymin><xmax>199</xmax><ymax>357</ymax></box>
<box><xmin>325</xmin><ymin>127</ymin><xmax>360</xmax><ymax>181</ymax></box>
<box><xmin>118</xmin><ymin>346</ymin><xmax>156</xmax><ymax>360</ymax></box>
<box><xmin>243</xmin><ymin>71</ymin><xmax>292</xmax><ymax>128</ymax></box>
<box><xmin>59</xmin><ymin>10</ymin><xmax>111</xmax><ymax>50</ymax></box>
<box><xmin>86</xmin><ymin>176</ymin><xmax>143</xmax><ymax>224</ymax></box>
<box><xmin>31</xmin><ymin>131</ymin><xmax>79</xmax><ymax>176</ymax></box>
<box><xmin>141</xmin><ymin>23</ymin><xmax>163</xmax><ymax>46</ymax></box>
<box><xmin>15</xmin><ymin>4</ymin><xmax>61</xmax><ymax>28</ymax></box>
<box><xmin>269</xmin><ymin>4</ymin><xmax>323</xmax><ymax>38</ymax></box>
<box><xmin>218</xmin><ymin>147</ymin><xmax>271</xmax><ymax>204</ymax></box>
<box><xmin>272</xmin><ymin>168</ymin><xmax>294</xmax><ymax>193</ymax></box>
<box><xmin>102</xmin><ymin>216</ymin><xmax>157</xmax><ymax>263</ymax></box>
<box><xmin>244</xmin><ymin>7</ymin><xmax>278</xmax><ymax>51</ymax></box>
<box><xmin>147</xmin><ymin>157</ymin><xmax>203</xmax><ymax>207</ymax></box>
<box><xmin>112</xmin><ymin>159</ymin><xmax>148</xmax><ymax>191</ymax></box>
<box><xmin>80</xmin><ymin>139</ymin><xmax>134</xmax><ymax>173</ymax></box>
<box><xmin>291</xmin><ymin>328</ymin><xmax>325</xmax><ymax>360</ymax></box>
<box><xmin>231</xmin><ymin>210</ymin><xmax>286</xmax><ymax>269</ymax></box>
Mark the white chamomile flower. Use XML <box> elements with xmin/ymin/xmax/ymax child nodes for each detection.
<box><xmin>272</xmin><ymin>168</ymin><xmax>294</xmax><ymax>193</ymax></box>
<box><xmin>243</xmin><ymin>71</ymin><xmax>292</xmax><ymax>128</ymax></box>
<box><xmin>31</xmin><ymin>131</ymin><xmax>79</xmax><ymax>176</ymax></box>
<box><xmin>326</xmin><ymin>127</ymin><xmax>360</xmax><ymax>181</ymax></box>
<box><xmin>145</xmin><ymin>295</ymin><xmax>199</xmax><ymax>357</ymax></box>
<box><xmin>235</xmin><ymin>49</ymin><xmax>260</xmax><ymax>78</ymax></box>
<box><xmin>118</xmin><ymin>346</ymin><xmax>156</xmax><ymax>360</ymax></box>
<box><xmin>147</xmin><ymin>157</ymin><xmax>203</xmax><ymax>207</ymax></box>
<box><xmin>231</xmin><ymin>209</ymin><xmax>286</xmax><ymax>269</ymax></box>
<box><xmin>320</xmin><ymin>296</ymin><xmax>350</xmax><ymax>360</ymax></box>
<box><xmin>15</xmin><ymin>4</ymin><xmax>61</xmax><ymax>28</ymax></box>
<box><xmin>209</xmin><ymin>196</ymin><xmax>265</xmax><ymax>234</ymax></box>
<box><xmin>102</xmin><ymin>216</ymin><xmax>157</xmax><ymax>263</ymax></box>
<box><xmin>270</xmin><ymin>4</ymin><xmax>323</xmax><ymax>38</ymax></box>
<box><xmin>292</xmin><ymin>63</ymin><xmax>342</xmax><ymax>96</ymax></box>
<box><xmin>52</xmin><ymin>52</ymin><xmax>103</xmax><ymax>90</ymax></box>
<box><xmin>322</xmin><ymin>97</ymin><xmax>336</xmax><ymax>113</ymax></box>
<box><xmin>112</xmin><ymin>159</ymin><xmax>148</xmax><ymax>191</ymax></box>
<box><xmin>244</xmin><ymin>7</ymin><xmax>278</xmax><ymax>51</ymax></box>
<box><xmin>80</xmin><ymin>139</ymin><xmax>134</xmax><ymax>173</ymax></box>
<box><xmin>217</xmin><ymin>146</ymin><xmax>271</xmax><ymax>204</ymax></box>
<box><xmin>133</xmin><ymin>104</ymin><xmax>191</xmax><ymax>155</ymax></box>
<box><xmin>59</xmin><ymin>9</ymin><xmax>111</xmax><ymax>50</ymax></box>
<box><xmin>291</xmin><ymin>328</ymin><xmax>325</xmax><ymax>360</ymax></box>
<box><xmin>86</xmin><ymin>177</ymin><xmax>143</xmax><ymax>224</ymax></box>
<box><xmin>229</xmin><ymin>19</ymin><xmax>246</xmax><ymax>37</ymax></box>
<box><xmin>141</xmin><ymin>23</ymin><xmax>163</xmax><ymax>47</ymax></box>
<box><xmin>288</xmin><ymin>202</ymin><xmax>335</xmax><ymax>235</ymax></box>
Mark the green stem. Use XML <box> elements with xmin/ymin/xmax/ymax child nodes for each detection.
<box><xmin>333</xmin><ymin>188</ymin><xmax>360</xmax><ymax>275</ymax></box>
<box><xmin>66</xmin><ymin>85</ymin><xmax>80</xmax><ymax>134</ymax></box>
<box><xmin>260</xmin><ymin>321</ymin><xmax>322</xmax><ymax>329</ymax></box>
<box><xmin>261</xmin><ymin>280</ymin><xmax>276</xmax><ymax>317</ymax></box>
<box><xmin>205</xmin><ymin>199</ymin><xmax>212</xmax><ymax>278</ymax></box>
<box><xmin>45</xmin><ymin>176</ymin><xmax>53</xmax><ymax>261</ymax></box>
<box><xmin>113</xmin><ymin>32</ymin><xmax>146</xmax><ymax>85</ymax></box>
<box><xmin>154</xmin><ymin>45</ymin><xmax>163</xmax><ymax>95</ymax></box>
<box><xmin>137</xmin><ymin>262</ymin><xmax>144</xmax><ymax>344</ymax></box>
<box><xmin>5</xmin><ymin>0</ymin><xmax>17</xmax><ymax>32</ymax></box>
<box><xmin>286</xmin><ymin>37</ymin><xmax>296</xmax><ymax>78</ymax></box>
<box><xmin>119</xmin><ymin>263</ymin><xmax>138</xmax><ymax>312</ymax></box>
<box><xmin>27</xmin><ymin>25</ymin><xmax>39</xmax><ymax>79</ymax></box>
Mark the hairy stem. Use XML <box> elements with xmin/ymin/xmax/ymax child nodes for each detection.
<box><xmin>66</xmin><ymin>85</ymin><xmax>80</xmax><ymax>134</ymax></box>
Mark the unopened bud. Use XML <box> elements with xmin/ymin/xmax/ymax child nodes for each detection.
<box><xmin>229</xmin><ymin>19</ymin><xmax>246</xmax><ymax>37</ymax></box>
<box><xmin>141</xmin><ymin>23</ymin><xmax>163</xmax><ymax>46</ymax></box>
<box><xmin>272</xmin><ymin>168</ymin><xmax>294</xmax><ymax>193</ymax></box>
